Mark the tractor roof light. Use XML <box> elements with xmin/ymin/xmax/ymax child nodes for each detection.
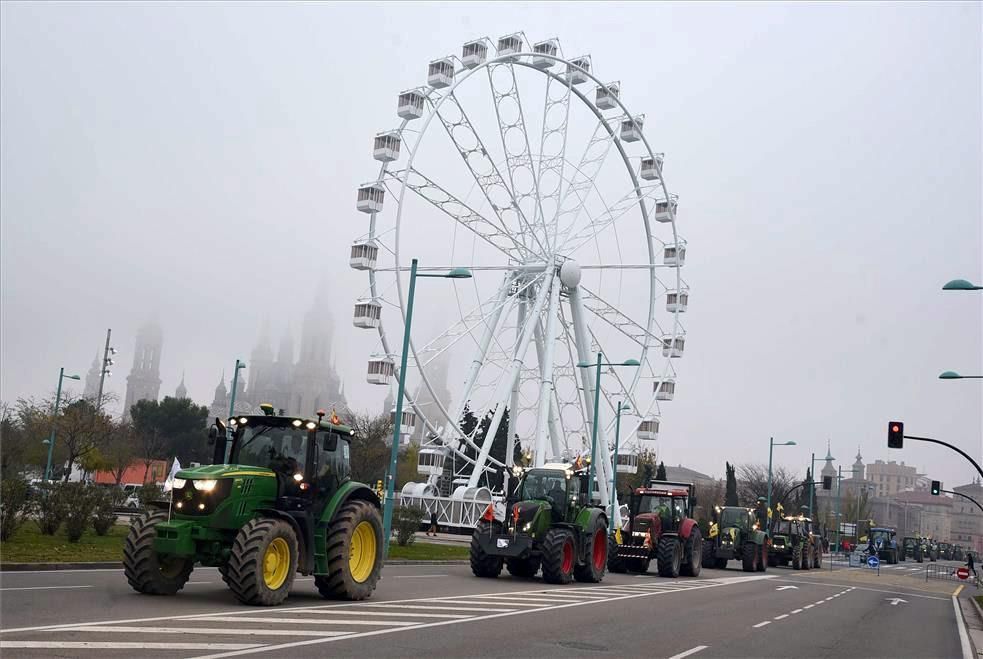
<box><xmin>239</xmin><ymin>417</ymin><xmax>248</xmax><ymax>425</ymax></box>
<box><xmin>293</xmin><ymin>473</ymin><xmax>304</xmax><ymax>482</ymax></box>
<box><xmin>292</xmin><ymin>419</ymin><xmax>303</xmax><ymax>427</ymax></box>
<box><xmin>306</xmin><ymin>421</ymin><xmax>317</xmax><ymax>430</ymax></box>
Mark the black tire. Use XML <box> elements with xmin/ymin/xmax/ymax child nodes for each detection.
<box><xmin>801</xmin><ymin>545</ymin><xmax>811</xmax><ymax>571</ymax></box>
<box><xmin>541</xmin><ymin>528</ymin><xmax>576</xmax><ymax>584</ymax></box>
<box><xmin>757</xmin><ymin>544</ymin><xmax>767</xmax><ymax>572</ymax></box>
<box><xmin>316</xmin><ymin>500</ymin><xmax>384</xmax><ymax>600</ymax></box>
<box><xmin>506</xmin><ymin>556</ymin><xmax>540</xmax><ymax>578</ymax></box>
<box><xmin>608</xmin><ymin>536</ymin><xmax>629</xmax><ymax>574</ymax></box>
<box><xmin>702</xmin><ymin>539</ymin><xmax>716</xmax><ymax>569</ymax></box>
<box><xmin>743</xmin><ymin>542</ymin><xmax>760</xmax><ymax>572</ymax></box>
<box><xmin>900</xmin><ymin>552</ymin><xmax>906</xmax><ymax>562</ymax></box>
<box><xmin>791</xmin><ymin>544</ymin><xmax>802</xmax><ymax>570</ymax></box>
<box><xmin>657</xmin><ymin>536</ymin><xmax>682</xmax><ymax>578</ymax></box>
<box><xmin>680</xmin><ymin>527</ymin><xmax>702</xmax><ymax>577</ymax></box>
<box><xmin>715</xmin><ymin>557</ymin><xmax>729</xmax><ymax>569</ymax></box>
<box><xmin>226</xmin><ymin>517</ymin><xmax>298</xmax><ymax>606</ymax></box>
<box><xmin>574</xmin><ymin>517</ymin><xmax>607</xmax><ymax>583</ymax></box>
<box><xmin>469</xmin><ymin>519</ymin><xmax>504</xmax><ymax>578</ymax></box>
<box><xmin>813</xmin><ymin>547</ymin><xmax>822</xmax><ymax>569</ymax></box>
<box><xmin>123</xmin><ymin>509</ymin><xmax>194</xmax><ymax>596</ymax></box>
<box><xmin>627</xmin><ymin>558</ymin><xmax>651</xmax><ymax>573</ymax></box>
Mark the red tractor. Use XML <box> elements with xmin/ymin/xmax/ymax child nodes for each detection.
<box><xmin>608</xmin><ymin>480</ymin><xmax>702</xmax><ymax>578</ymax></box>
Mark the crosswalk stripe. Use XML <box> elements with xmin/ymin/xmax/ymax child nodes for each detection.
<box><xmin>277</xmin><ymin>610</ymin><xmax>469</xmax><ymax>619</ymax></box>
<box><xmin>59</xmin><ymin>627</ymin><xmax>349</xmax><ymax>637</ymax></box>
<box><xmin>467</xmin><ymin>594</ymin><xmax>581</xmax><ymax>603</ymax></box>
<box><xmin>349</xmin><ymin>603</ymin><xmax>515</xmax><ymax>613</ymax></box>
<box><xmin>421</xmin><ymin>598</ymin><xmax>544</xmax><ymax>607</ymax></box>
<box><xmin>0</xmin><ymin>642</ymin><xmax>260</xmax><ymax>650</ymax></box>
<box><xmin>194</xmin><ymin>616</ymin><xmax>419</xmax><ymax>627</ymax></box>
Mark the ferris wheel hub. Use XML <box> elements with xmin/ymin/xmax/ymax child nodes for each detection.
<box><xmin>558</xmin><ymin>260</ymin><xmax>582</xmax><ymax>289</ymax></box>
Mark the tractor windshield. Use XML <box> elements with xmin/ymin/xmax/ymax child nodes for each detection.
<box><xmin>519</xmin><ymin>470</ymin><xmax>568</xmax><ymax>506</ymax></box>
<box><xmin>773</xmin><ymin>520</ymin><xmax>792</xmax><ymax>535</ymax></box>
<box><xmin>233</xmin><ymin>422</ymin><xmax>309</xmax><ymax>478</ymax></box>
<box><xmin>870</xmin><ymin>529</ymin><xmax>893</xmax><ymax>544</ymax></box>
<box><xmin>720</xmin><ymin>508</ymin><xmax>749</xmax><ymax>529</ymax></box>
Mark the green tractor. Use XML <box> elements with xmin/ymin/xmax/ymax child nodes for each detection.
<box><xmin>701</xmin><ymin>506</ymin><xmax>768</xmax><ymax>572</ymax></box>
<box><xmin>938</xmin><ymin>543</ymin><xmax>953</xmax><ymax>561</ymax></box>
<box><xmin>469</xmin><ymin>463</ymin><xmax>608</xmax><ymax>584</ymax></box>
<box><xmin>123</xmin><ymin>408</ymin><xmax>384</xmax><ymax>606</ymax></box>
<box><xmin>607</xmin><ymin>480</ymin><xmax>702</xmax><ymax>578</ymax></box>
<box><xmin>769</xmin><ymin>516</ymin><xmax>821</xmax><ymax>569</ymax></box>
<box><xmin>900</xmin><ymin>536</ymin><xmax>923</xmax><ymax>562</ymax></box>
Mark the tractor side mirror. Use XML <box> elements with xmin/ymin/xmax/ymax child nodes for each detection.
<box><xmin>207</xmin><ymin>425</ymin><xmax>218</xmax><ymax>446</ymax></box>
<box><xmin>322</xmin><ymin>432</ymin><xmax>338</xmax><ymax>452</ymax></box>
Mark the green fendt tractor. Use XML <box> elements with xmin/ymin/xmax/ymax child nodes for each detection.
<box><xmin>938</xmin><ymin>543</ymin><xmax>953</xmax><ymax>561</ymax></box>
<box><xmin>123</xmin><ymin>407</ymin><xmax>384</xmax><ymax>606</ymax></box>
<box><xmin>469</xmin><ymin>462</ymin><xmax>608</xmax><ymax>584</ymax></box>
<box><xmin>900</xmin><ymin>536</ymin><xmax>922</xmax><ymax>562</ymax></box>
<box><xmin>701</xmin><ymin>506</ymin><xmax>768</xmax><ymax>572</ymax></box>
<box><xmin>769</xmin><ymin>516</ymin><xmax>821</xmax><ymax>569</ymax></box>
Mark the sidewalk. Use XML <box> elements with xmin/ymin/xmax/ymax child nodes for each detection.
<box><xmin>414</xmin><ymin>530</ymin><xmax>470</xmax><ymax>546</ymax></box>
<box><xmin>959</xmin><ymin>589</ymin><xmax>983</xmax><ymax>658</ymax></box>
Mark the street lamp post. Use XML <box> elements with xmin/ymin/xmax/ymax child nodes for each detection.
<box><xmin>834</xmin><ymin>466</ymin><xmax>843</xmax><ymax>552</ymax></box>
<box><xmin>382</xmin><ymin>259</ymin><xmax>472</xmax><ymax>557</ymax></box>
<box><xmin>94</xmin><ymin>328</ymin><xmax>117</xmax><ymax>411</ymax></box>
<box><xmin>608</xmin><ymin>401</ymin><xmax>631</xmax><ymax>534</ymax></box>
<box><xmin>225</xmin><ymin>360</ymin><xmax>246</xmax><ymax>462</ymax></box>
<box><xmin>808</xmin><ymin>452</ymin><xmax>816</xmax><ymax>519</ymax></box>
<box><xmin>44</xmin><ymin>368</ymin><xmax>81</xmax><ymax>481</ymax></box>
<box><xmin>767</xmin><ymin>437</ymin><xmax>797</xmax><ymax>530</ymax></box>
<box><xmin>576</xmin><ymin>354</ymin><xmax>640</xmax><ymax>503</ymax></box>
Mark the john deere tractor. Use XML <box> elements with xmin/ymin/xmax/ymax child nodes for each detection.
<box><xmin>469</xmin><ymin>463</ymin><xmax>608</xmax><ymax>584</ymax></box>
<box><xmin>900</xmin><ymin>536</ymin><xmax>923</xmax><ymax>562</ymax></box>
<box><xmin>608</xmin><ymin>480</ymin><xmax>702</xmax><ymax>578</ymax></box>
<box><xmin>702</xmin><ymin>506</ymin><xmax>768</xmax><ymax>572</ymax></box>
<box><xmin>123</xmin><ymin>407</ymin><xmax>384</xmax><ymax>606</ymax></box>
<box><xmin>769</xmin><ymin>516</ymin><xmax>820</xmax><ymax>569</ymax></box>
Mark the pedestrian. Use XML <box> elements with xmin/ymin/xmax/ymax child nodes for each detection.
<box><xmin>968</xmin><ymin>551</ymin><xmax>976</xmax><ymax>578</ymax></box>
<box><xmin>427</xmin><ymin>509</ymin><xmax>438</xmax><ymax>536</ymax></box>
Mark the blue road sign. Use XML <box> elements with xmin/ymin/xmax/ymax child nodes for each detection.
<box><xmin>867</xmin><ymin>555</ymin><xmax>880</xmax><ymax>568</ymax></box>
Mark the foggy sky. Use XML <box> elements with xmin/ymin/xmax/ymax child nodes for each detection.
<box><xmin>1</xmin><ymin>2</ymin><xmax>980</xmax><ymax>485</ymax></box>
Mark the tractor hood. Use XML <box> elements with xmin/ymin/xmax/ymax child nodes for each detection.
<box><xmin>511</xmin><ymin>500</ymin><xmax>550</xmax><ymax>536</ymax></box>
<box><xmin>176</xmin><ymin>464</ymin><xmax>276</xmax><ymax>480</ymax></box>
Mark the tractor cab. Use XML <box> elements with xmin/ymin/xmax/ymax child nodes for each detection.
<box><xmin>511</xmin><ymin>464</ymin><xmax>588</xmax><ymax>525</ymax></box>
<box><xmin>629</xmin><ymin>483</ymin><xmax>691</xmax><ymax>537</ymax></box>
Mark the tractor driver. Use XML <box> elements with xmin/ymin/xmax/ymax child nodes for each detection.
<box><xmin>547</xmin><ymin>478</ymin><xmax>566</xmax><ymax>511</ymax></box>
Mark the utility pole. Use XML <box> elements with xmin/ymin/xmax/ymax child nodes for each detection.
<box><xmin>834</xmin><ymin>466</ymin><xmax>842</xmax><ymax>551</ymax></box>
<box><xmin>95</xmin><ymin>328</ymin><xmax>115</xmax><ymax>411</ymax></box>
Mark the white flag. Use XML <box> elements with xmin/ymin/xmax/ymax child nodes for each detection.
<box><xmin>164</xmin><ymin>457</ymin><xmax>182</xmax><ymax>490</ymax></box>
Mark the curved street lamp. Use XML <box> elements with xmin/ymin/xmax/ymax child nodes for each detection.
<box><xmin>767</xmin><ymin>438</ymin><xmax>797</xmax><ymax>531</ymax></box>
<box><xmin>45</xmin><ymin>368</ymin><xmax>81</xmax><ymax>481</ymax></box>
<box><xmin>942</xmin><ymin>279</ymin><xmax>982</xmax><ymax>291</ymax></box>
<box><xmin>939</xmin><ymin>371</ymin><xmax>983</xmax><ymax>380</ymax></box>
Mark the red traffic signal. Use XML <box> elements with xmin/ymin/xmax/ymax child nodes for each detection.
<box><xmin>888</xmin><ymin>421</ymin><xmax>904</xmax><ymax>449</ymax></box>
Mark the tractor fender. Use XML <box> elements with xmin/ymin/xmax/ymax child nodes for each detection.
<box><xmin>574</xmin><ymin>506</ymin><xmax>607</xmax><ymax>535</ymax></box>
<box><xmin>679</xmin><ymin>517</ymin><xmax>697</xmax><ymax>540</ymax></box>
<box><xmin>253</xmin><ymin>508</ymin><xmax>309</xmax><ymax>571</ymax></box>
<box><xmin>320</xmin><ymin>481</ymin><xmax>382</xmax><ymax>525</ymax></box>
<box><xmin>750</xmin><ymin>529</ymin><xmax>768</xmax><ymax>545</ymax></box>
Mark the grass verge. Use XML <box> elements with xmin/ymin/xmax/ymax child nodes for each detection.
<box><xmin>2</xmin><ymin>521</ymin><xmax>468</xmax><ymax>564</ymax></box>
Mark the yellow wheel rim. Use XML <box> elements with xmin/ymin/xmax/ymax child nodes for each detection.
<box><xmin>349</xmin><ymin>521</ymin><xmax>377</xmax><ymax>583</ymax></box>
<box><xmin>262</xmin><ymin>537</ymin><xmax>291</xmax><ymax>590</ymax></box>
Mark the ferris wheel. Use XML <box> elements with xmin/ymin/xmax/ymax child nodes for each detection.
<box><xmin>350</xmin><ymin>33</ymin><xmax>688</xmax><ymax>522</ymax></box>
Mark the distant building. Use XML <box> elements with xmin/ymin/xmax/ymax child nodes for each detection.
<box><xmin>83</xmin><ymin>350</ymin><xmax>102</xmax><ymax>400</ymax></box>
<box><xmin>122</xmin><ymin>321</ymin><xmax>163</xmax><ymax>420</ymax></box>
<box><xmin>896</xmin><ymin>489</ymin><xmax>953</xmax><ymax>541</ymax></box>
<box><xmin>866</xmin><ymin>459</ymin><xmax>921</xmax><ymax>498</ymax></box>
<box><xmin>952</xmin><ymin>479</ymin><xmax>983</xmax><ymax>552</ymax></box>
<box><xmin>174</xmin><ymin>372</ymin><xmax>188</xmax><ymax>400</ymax></box>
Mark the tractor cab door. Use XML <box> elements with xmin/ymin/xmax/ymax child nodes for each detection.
<box><xmin>312</xmin><ymin>430</ymin><xmax>351</xmax><ymax>519</ymax></box>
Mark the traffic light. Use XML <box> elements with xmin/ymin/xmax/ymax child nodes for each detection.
<box><xmin>931</xmin><ymin>480</ymin><xmax>941</xmax><ymax>496</ymax></box>
<box><xmin>822</xmin><ymin>475</ymin><xmax>833</xmax><ymax>490</ymax></box>
<box><xmin>888</xmin><ymin>421</ymin><xmax>904</xmax><ymax>449</ymax></box>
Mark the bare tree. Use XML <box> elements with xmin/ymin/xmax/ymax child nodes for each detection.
<box><xmin>342</xmin><ymin>408</ymin><xmax>392</xmax><ymax>487</ymax></box>
<box><xmin>736</xmin><ymin>463</ymin><xmax>800</xmax><ymax>509</ymax></box>
<box><xmin>101</xmin><ymin>420</ymin><xmax>138</xmax><ymax>485</ymax></box>
<box><xmin>55</xmin><ymin>394</ymin><xmax>111</xmax><ymax>482</ymax></box>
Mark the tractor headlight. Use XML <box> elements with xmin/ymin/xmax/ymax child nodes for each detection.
<box><xmin>522</xmin><ymin>522</ymin><xmax>532</xmax><ymax>532</ymax></box>
<box><xmin>192</xmin><ymin>479</ymin><xmax>219</xmax><ymax>492</ymax></box>
<box><xmin>171</xmin><ymin>478</ymin><xmax>186</xmax><ymax>490</ymax></box>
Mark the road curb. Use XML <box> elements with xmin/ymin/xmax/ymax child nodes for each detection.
<box><xmin>1</xmin><ymin>559</ymin><xmax>468</xmax><ymax>572</ymax></box>
<box><xmin>972</xmin><ymin>594</ymin><xmax>983</xmax><ymax>624</ymax></box>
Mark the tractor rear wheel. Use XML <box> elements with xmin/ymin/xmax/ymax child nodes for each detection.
<box><xmin>701</xmin><ymin>539</ymin><xmax>716</xmax><ymax>569</ymax></box>
<box><xmin>506</xmin><ymin>556</ymin><xmax>540</xmax><ymax>578</ymax></box>
<box><xmin>680</xmin><ymin>527</ymin><xmax>702</xmax><ymax>577</ymax></box>
<box><xmin>608</xmin><ymin>536</ymin><xmax>628</xmax><ymax>574</ymax></box>
<box><xmin>757</xmin><ymin>544</ymin><xmax>767</xmax><ymax>572</ymax></box>
<box><xmin>469</xmin><ymin>520</ymin><xmax>504</xmax><ymax>578</ymax></box>
<box><xmin>316</xmin><ymin>500</ymin><xmax>384</xmax><ymax>601</ymax></box>
<box><xmin>541</xmin><ymin>528</ymin><xmax>576</xmax><ymax>584</ymax></box>
<box><xmin>573</xmin><ymin>519</ymin><xmax>607</xmax><ymax>583</ymax></box>
<box><xmin>814</xmin><ymin>547</ymin><xmax>822</xmax><ymax>568</ymax></box>
<box><xmin>657</xmin><ymin>536</ymin><xmax>682</xmax><ymax>578</ymax></box>
<box><xmin>123</xmin><ymin>509</ymin><xmax>194</xmax><ymax>596</ymax></box>
<box><xmin>791</xmin><ymin>544</ymin><xmax>802</xmax><ymax>570</ymax></box>
<box><xmin>226</xmin><ymin>517</ymin><xmax>298</xmax><ymax>606</ymax></box>
<box><xmin>742</xmin><ymin>542</ymin><xmax>759</xmax><ymax>572</ymax></box>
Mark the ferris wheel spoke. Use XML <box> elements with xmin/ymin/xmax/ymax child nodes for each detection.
<box><xmin>584</xmin><ymin>323</ymin><xmax>642</xmax><ymax>427</ymax></box>
<box><xmin>485</xmin><ymin>63</ymin><xmax>550</xmax><ymax>256</ymax></box>
<box><xmin>579</xmin><ymin>285</ymin><xmax>667</xmax><ymax>349</ymax></box>
<box><xmin>430</xmin><ymin>92</ymin><xmax>540</xmax><ymax>259</ymax></box>
<box><xmin>386</xmin><ymin>168</ymin><xmax>527</xmax><ymax>259</ymax></box>
<box><xmin>560</xmin><ymin>182</ymin><xmax>665</xmax><ymax>256</ymax></box>
<box><xmin>534</xmin><ymin>74</ymin><xmax>574</xmax><ymax>251</ymax></box>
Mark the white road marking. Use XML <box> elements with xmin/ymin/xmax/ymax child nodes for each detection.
<box><xmin>814</xmin><ymin>600</ymin><xmax>825</xmax><ymax>605</ymax></box>
<box><xmin>0</xmin><ymin>585</ymin><xmax>92</xmax><ymax>592</ymax></box>
<box><xmin>187</xmin><ymin>581</ymin><xmax>214</xmax><ymax>585</ymax></box>
<box><xmin>278</xmin><ymin>609</ymin><xmax>469</xmax><ymax>619</ymax></box>
<box><xmin>953</xmin><ymin>594</ymin><xmax>973</xmax><ymax>659</ymax></box>
<box><xmin>667</xmin><ymin>645</ymin><xmax>709</xmax><ymax>659</ymax></box>
<box><xmin>195</xmin><ymin>616</ymin><xmax>419</xmax><ymax>627</ymax></box>
<box><xmin>791</xmin><ymin>608</ymin><xmax>803</xmax><ymax>614</ymax></box>
<box><xmin>803</xmin><ymin>604</ymin><xmax>814</xmax><ymax>609</ymax></box>
<box><xmin>188</xmin><ymin>576</ymin><xmax>777</xmax><ymax>659</ymax></box>
<box><xmin>467</xmin><ymin>594</ymin><xmax>587</xmax><ymax>604</ymax></box>
<box><xmin>825</xmin><ymin>597</ymin><xmax>834</xmax><ymax>601</ymax></box>
<box><xmin>59</xmin><ymin>626</ymin><xmax>350</xmax><ymax>637</ymax></box>
<box><xmin>393</xmin><ymin>574</ymin><xmax>448</xmax><ymax>579</ymax></box>
<box><xmin>420</xmin><ymin>598</ymin><xmax>543</xmax><ymax>607</ymax></box>
<box><xmin>775</xmin><ymin>585</ymin><xmax>798</xmax><ymax>591</ymax></box>
<box><xmin>752</xmin><ymin>621</ymin><xmax>771</xmax><ymax>628</ymax></box>
<box><xmin>0</xmin><ymin>642</ymin><xmax>260</xmax><ymax>650</ymax></box>
<box><xmin>774</xmin><ymin>614</ymin><xmax>789</xmax><ymax>620</ymax></box>
<box><xmin>357</xmin><ymin>603</ymin><xmax>515</xmax><ymax>613</ymax></box>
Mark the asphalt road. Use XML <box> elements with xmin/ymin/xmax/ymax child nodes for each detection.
<box><xmin>0</xmin><ymin>559</ymin><xmax>971</xmax><ymax>658</ymax></box>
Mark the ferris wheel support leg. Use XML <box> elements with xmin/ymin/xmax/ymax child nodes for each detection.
<box><xmin>532</xmin><ymin>320</ymin><xmax>563</xmax><ymax>464</ymax></box>
<box><xmin>567</xmin><ymin>286</ymin><xmax>613</xmax><ymax>516</ymax></box>
<box><xmin>504</xmin><ymin>297</ymin><xmax>526</xmax><ymax>493</ymax></box>
<box><xmin>532</xmin><ymin>275</ymin><xmax>561</xmax><ymax>468</ymax></box>
<box><xmin>467</xmin><ymin>276</ymin><xmax>552</xmax><ymax>489</ymax></box>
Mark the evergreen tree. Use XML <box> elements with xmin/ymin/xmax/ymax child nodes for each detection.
<box><xmin>655</xmin><ymin>461</ymin><xmax>667</xmax><ymax>481</ymax></box>
<box><xmin>725</xmin><ymin>461</ymin><xmax>739</xmax><ymax>506</ymax></box>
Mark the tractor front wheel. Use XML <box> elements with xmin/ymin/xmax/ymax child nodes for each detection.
<box><xmin>123</xmin><ymin>510</ymin><xmax>194</xmax><ymax>596</ymax></box>
<box><xmin>742</xmin><ymin>542</ymin><xmax>760</xmax><ymax>572</ymax></box>
<box><xmin>791</xmin><ymin>544</ymin><xmax>802</xmax><ymax>570</ymax></box>
<box><xmin>573</xmin><ymin>520</ymin><xmax>607</xmax><ymax>583</ymax></box>
<box><xmin>541</xmin><ymin>528</ymin><xmax>576</xmax><ymax>584</ymax></box>
<box><xmin>226</xmin><ymin>517</ymin><xmax>298</xmax><ymax>606</ymax></box>
<box><xmin>470</xmin><ymin>520</ymin><xmax>504</xmax><ymax>578</ymax></box>
<box><xmin>506</xmin><ymin>556</ymin><xmax>540</xmax><ymax>578</ymax></box>
<box><xmin>814</xmin><ymin>547</ymin><xmax>823</xmax><ymax>568</ymax></box>
<box><xmin>316</xmin><ymin>500</ymin><xmax>384</xmax><ymax>600</ymax></box>
<box><xmin>608</xmin><ymin>536</ymin><xmax>628</xmax><ymax>574</ymax></box>
<box><xmin>657</xmin><ymin>536</ymin><xmax>682</xmax><ymax>578</ymax></box>
<box><xmin>701</xmin><ymin>540</ymin><xmax>716</xmax><ymax>569</ymax></box>
<box><xmin>680</xmin><ymin>527</ymin><xmax>702</xmax><ymax>577</ymax></box>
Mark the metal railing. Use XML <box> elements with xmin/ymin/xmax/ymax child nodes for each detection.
<box><xmin>399</xmin><ymin>494</ymin><xmax>492</xmax><ymax>530</ymax></box>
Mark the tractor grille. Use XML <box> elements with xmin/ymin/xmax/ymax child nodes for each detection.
<box><xmin>172</xmin><ymin>479</ymin><xmax>233</xmax><ymax>516</ymax></box>
<box><xmin>240</xmin><ymin>478</ymin><xmax>254</xmax><ymax>496</ymax></box>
